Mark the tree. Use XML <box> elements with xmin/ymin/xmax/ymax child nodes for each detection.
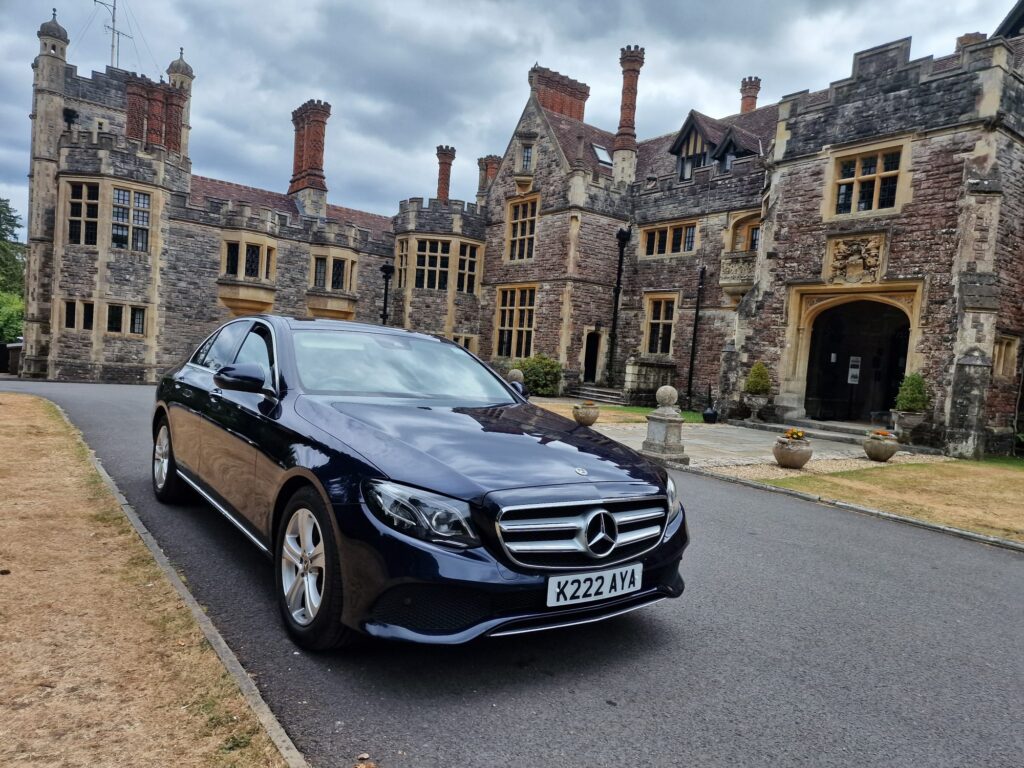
<box><xmin>0</xmin><ymin>292</ymin><xmax>24</xmax><ymax>343</ymax></box>
<box><xmin>0</xmin><ymin>198</ymin><xmax>24</xmax><ymax>295</ymax></box>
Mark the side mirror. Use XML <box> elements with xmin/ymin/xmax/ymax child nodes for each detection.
<box><xmin>510</xmin><ymin>380</ymin><xmax>531</xmax><ymax>400</ymax></box>
<box><xmin>214</xmin><ymin>362</ymin><xmax>267</xmax><ymax>394</ymax></box>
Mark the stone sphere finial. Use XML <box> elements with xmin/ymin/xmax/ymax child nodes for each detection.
<box><xmin>507</xmin><ymin>368</ymin><xmax>525</xmax><ymax>384</ymax></box>
<box><xmin>655</xmin><ymin>385</ymin><xmax>678</xmax><ymax>407</ymax></box>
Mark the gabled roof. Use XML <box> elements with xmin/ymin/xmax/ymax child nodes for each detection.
<box><xmin>540</xmin><ymin>108</ymin><xmax>616</xmax><ymax>177</ymax></box>
<box><xmin>996</xmin><ymin>0</ymin><xmax>1024</xmax><ymax>37</ymax></box>
<box><xmin>190</xmin><ymin>175</ymin><xmax>392</xmax><ymax>239</ymax></box>
<box><xmin>668</xmin><ymin>103</ymin><xmax>778</xmax><ymax>157</ymax></box>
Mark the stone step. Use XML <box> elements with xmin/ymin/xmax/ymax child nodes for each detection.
<box><xmin>727</xmin><ymin>419</ymin><xmax>944</xmax><ymax>455</ymax></box>
<box><xmin>572</xmin><ymin>386</ymin><xmax>625</xmax><ymax>405</ymax></box>
<box><xmin>784</xmin><ymin>418</ymin><xmax>880</xmax><ymax>437</ymax></box>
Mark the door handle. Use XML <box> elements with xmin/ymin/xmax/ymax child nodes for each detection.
<box><xmin>209</xmin><ymin>388</ymin><xmax>223</xmax><ymax>403</ymax></box>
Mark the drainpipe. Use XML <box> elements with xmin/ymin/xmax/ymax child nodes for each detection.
<box><xmin>607</xmin><ymin>226</ymin><xmax>631</xmax><ymax>387</ymax></box>
<box><xmin>686</xmin><ymin>264</ymin><xmax>706</xmax><ymax>409</ymax></box>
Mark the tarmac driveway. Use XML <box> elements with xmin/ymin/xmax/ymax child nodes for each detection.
<box><xmin>3</xmin><ymin>380</ymin><xmax>1022</xmax><ymax>768</ymax></box>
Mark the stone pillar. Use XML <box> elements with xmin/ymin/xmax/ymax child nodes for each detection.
<box><xmin>640</xmin><ymin>385</ymin><xmax>691</xmax><ymax>467</ymax></box>
<box><xmin>613</xmin><ymin>45</ymin><xmax>644</xmax><ymax>186</ymax></box>
<box><xmin>436</xmin><ymin>145</ymin><xmax>455</xmax><ymax>203</ymax></box>
<box><xmin>740</xmin><ymin>76</ymin><xmax>761</xmax><ymax>114</ymax></box>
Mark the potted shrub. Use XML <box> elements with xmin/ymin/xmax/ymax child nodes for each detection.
<box><xmin>702</xmin><ymin>384</ymin><xmax>719</xmax><ymax>424</ymax></box>
<box><xmin>893</xmin><ymin>372</ymin><xmax>930</xmax><ymax>434</ymax></box>
<box><xmin>743</xmin><ymin>361</ymin><xmax>771</xmax><ymax>421</ymax></box>
<box><xmin>773</xmin><ymin>427</ymin><xmax>813</xmax><ymax>469</ymax></box>
<box><xmin>572</xmin><ymin>400</ymin><xmax>600</xmax><ymax>427</ymax></box>
<box><xmin>863</xmin><ymin>429</ymin><xmax>900</xmax><ymax>462</ymax></box>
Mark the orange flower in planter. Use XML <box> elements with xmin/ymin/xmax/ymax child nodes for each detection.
<box><xmin>782</xmin><ymin>427</ymin><xmax>806</xmax><ymax>441</ymax></box>
<box><xmin>868</xmin><ymin>429</ymin><xmax>895</xmax><ymax>439</ymax></box>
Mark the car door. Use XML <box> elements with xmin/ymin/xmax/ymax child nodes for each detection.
<box><xmin>166</xmin><ymin>330</ymin><xmax>220</xmax><ymax>474</ymax></box>
<box><xmin>200</xmin><ymin>321</ymin><xmax>275</xmax><ymax>529</ymax></box>
<box><xmin>192</xmin><ymin>319</ymin><xmax>250</xmax><ymax>505</ymax></box>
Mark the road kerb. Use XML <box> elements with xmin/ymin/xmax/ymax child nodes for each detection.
<box><xmin>677</xmin><ymin>464</ymin><xmax>1024</xmax><ymax>554</ymax></box>
<box><xmin>51</xmin><ymin>402</ymin><xmax>311</xmax><ymax>768</ymax></box>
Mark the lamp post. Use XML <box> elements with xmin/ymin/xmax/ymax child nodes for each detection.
<box><xmin>606</xmin><ymin>226</ymin><xmax>631</xmax><ymax>387</ymax></box>
<box><xmin>379</xmin><ymin>262</ymin><xmax>395</xmax><ymax>325</ymax></box>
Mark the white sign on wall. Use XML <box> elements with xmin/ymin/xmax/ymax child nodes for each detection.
<box><xmin>847</xmin><ymin>356</ymin><xmax>862</xmax><ymax>385</ymax></box>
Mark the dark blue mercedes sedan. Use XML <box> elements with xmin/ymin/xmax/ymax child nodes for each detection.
<box><xmin>151</xmin><ymin>315</ymin><xmax>688</xmax><ymax>650</ymax></box>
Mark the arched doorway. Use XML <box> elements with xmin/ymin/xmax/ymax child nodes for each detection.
<box><xmin>804</xmin><ymin>300</ymin><xmax>909</xmax><ymax>422</ymax></box>
<box><xmin>583</xmin><ymin>331</ymin><xmax>602</xmax><ymax>383</ymax></box>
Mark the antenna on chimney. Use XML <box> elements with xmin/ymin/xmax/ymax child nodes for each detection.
<box><xmin>94</xmin><ymin>0</ymin><xmax>132</xmax><ymax>68</ymax></box>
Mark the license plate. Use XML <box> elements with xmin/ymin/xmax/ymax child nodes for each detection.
<box><xmin>546</xmin><ymin>563</ymin><xmax>642</xmax><ymax>607</ymax></box>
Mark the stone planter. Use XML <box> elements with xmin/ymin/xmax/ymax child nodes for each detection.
<box><xmin>894</xmin><ymin>411</ymin><xmax>925</xmax><ymax>430</ymax></box>
<box><xmin>744</xmin><ymin>394</ymin><xmax>769</xmax><ymax>421</ymax></box>
<box><xmin>773</xmin><ymin>437</ymin><xmax>813</xmax><ymax>469</ymax></box>
<box><xmin>863</xmin><ymin>437</ymin><xmax>900</xmax><ymax>462</ymax></box>
<box><xmin>572</xmin><ymin>402</ymin><xmax>600</xmax><ymax>427</ymax></box>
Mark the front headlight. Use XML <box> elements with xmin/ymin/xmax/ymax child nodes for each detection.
<box><xmin>363</xmin><ymin>480</ymin><xmax>479</xmax><ymax>548</ymax></box>
<box><xmin>665</xmin><ymin>475</ymin><xmax>682</xmax><ymax>523</ymax></box>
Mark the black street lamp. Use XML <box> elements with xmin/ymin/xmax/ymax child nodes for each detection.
<box><xmin>379</xmin><ymin>262</ymin><xmax>395</xmax><ymax>325</ymax></box>
<box><xmin>606</xmin><ymin>226</ymin><xmax>631</xmax><ymax>387</ymax></box>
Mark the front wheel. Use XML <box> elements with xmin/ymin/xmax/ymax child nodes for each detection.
<box><xmin>275</xmin><ymin>487</ymin><xmax>358</xmax><ymax>651</ymax></box>
<box><xmin>152</xmin><ymin>416</ymin><xmax>186</xmax><ymax>503</ymax></box>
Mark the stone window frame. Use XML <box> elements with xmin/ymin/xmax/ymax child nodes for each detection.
<box><xmin>993</xmin><ymin>335</ymin><xmax>1020</xmax><ymax>380</ymax></box>
<box><xmin>61</xmin><ymin>298</ymin><xmax>95</xmax><ymax>332</ymax></box>
<box><xmin>66</xmin><ymin>182</ymin><xmax>100</xmax><ymax>246</ymax></box>
<box><xmin>505</xmin><ymin>195</ymin><xmax>539</xmax><ymax>262</ymax></box>
<box><xmin>727</xmin><ymin>210</ymin><xmax>761</xmax><ymax>253</ymax></box>
<box><xmin>414</xmin><ymin>238</ymin><xmax>451</xmax><ymax>290</ymax></box>
<box><xmin>396</xmin><ymin>238</ymin><xmax>409</xmax><ymax>289</ymax></box>
<box><xmin>220</xmin><ymin>232</ymin><xmax>277</xmax><ymax>283</ymax></box>
<box><xmin>641</xmin><ymin>291</ymin><xmax>679</xmax><ymax>358</ymax></box>
<box><xmin>495</xmin><ymin>284</ymin><xmax>537</xmax><ymax>359</ymax></box>
<box><xmin>519</xmin><ymin>142</ymin><xmax>534</xmax><ymax>173</ymax></box>
<box><xmin>452</xmin><ymin>334</ymin><xmax>479</xmax><ymax>354</ymax></box>
<box><xmin>639</xmin><ymin>219</ymin><xmax>699</xmax><ymax>259</ymax></box>
<box><xmin>821</xmin><ymin>136</ymin><xmax>913</xmax><ymax>221</ymax></box>
<box><xmin>308</xmin><ymin>247</ymin><xmax>358</xmax><ymax>293</ymax></box>
<box><xmin>103</xmin><ymin>302</ymin><xmax>148</xmax><ymax>338</ymax></box>
<box><xmin>457</xmin><ymin>242</ymin><xmax>479</xmax><ymax>295</ymax></box>
<box><xmin>111</xmin><ymin>187</ymin><xmax>151</xmax><ymax>253</ymax></box>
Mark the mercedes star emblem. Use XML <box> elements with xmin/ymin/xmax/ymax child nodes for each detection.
<box><xmin>575</xmin><ymin>467</ymin><xmax>588</xmax><ymax>476</ymax></box>
<box><xmin>584</xmin><ymin>509</ymin><xmax>618</xmax><ymax>558</ymax></box>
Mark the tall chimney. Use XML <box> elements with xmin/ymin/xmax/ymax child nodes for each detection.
<box><xmin>613</xmin><ymin>45</ymin><xmax>645</xmax><ymax>186</ymax></box>
<box><xmin>288</xmin><ymin>99</ymin><xmax>331</xmax><ymax>217</ymax></box>
<box><xmin>484</xmin><ymin>154</ymin><xmax>501</xmax><ymax>183</ymax></box>
<box><xmin>740</xmin><ymin>76</ymin><xmax>761</xmax><ymax>114</ymax></box>
<box><xmin>436</xmin><ymin>145</ymin><xmax>456</xmax><ymax>203</ymax></box>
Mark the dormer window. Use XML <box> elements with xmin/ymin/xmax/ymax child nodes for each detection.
<box><xmin>521</xmin><ymin>144</ymin><xmax>533</xmax><ymax>172</ymax></box>
<box><xmin>678</xmin><ymin>131</ymin><xmax>708</xmax><ymax>181</ymax></box>
<box><xmin>593</xmin><ymin>144</ymin><xmax>612</xmax><ymax>166</ymax></box>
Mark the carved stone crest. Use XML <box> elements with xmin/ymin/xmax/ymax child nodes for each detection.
<box><xmin>826</xmin><ymin>235</ymin><xmax>884</xmax><ymax>284</ymax></box>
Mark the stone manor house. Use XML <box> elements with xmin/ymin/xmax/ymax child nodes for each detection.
<box><xmin>21</xmin><ymin>7</ymin><xmax>1024</xmax><ymax>456</ymax></box>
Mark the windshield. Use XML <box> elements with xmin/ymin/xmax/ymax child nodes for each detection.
<box><xmin>292</xmin><ymin>329</ymin><xmax>515</xmax><ymax>405</ymax></box>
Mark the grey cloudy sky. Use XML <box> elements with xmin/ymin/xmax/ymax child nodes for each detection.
<box><xmin>0</xmin><ymin>0</ymin><xmax>1010</xmax><ymax>239</ymax></box>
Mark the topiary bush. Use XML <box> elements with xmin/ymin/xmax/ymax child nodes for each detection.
<box><xmin>894</xmin><ymin>372</ymin><xmax>930</xmax><ymax>412</ymax></box>
<box><xmin>517</xmin><ymin>355</ymin><xmax>562</xmax><ymax>396</ymax></box>
<box><xmin>744</xmin><ymin>361</ymin><xmax>771</xmax><ymax>395</ymax></box>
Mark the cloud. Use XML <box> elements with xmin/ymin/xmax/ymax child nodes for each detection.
<box><xmin>0</xmin><ymin>0</ymin><xmax>1009</xmax><ymax>240</ymax></box>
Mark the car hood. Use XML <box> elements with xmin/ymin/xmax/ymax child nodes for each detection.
<box><xmin>294</xmin><ymin>396</ymin><xmax>662</xmax><ymax>499</ymax></box>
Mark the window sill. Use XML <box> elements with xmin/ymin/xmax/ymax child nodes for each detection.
<box><xmin>825</xmin><ymin>207</ymin><xmax>903</xmax><ymax>222</ymax></box>
<box><xmin>306</xmin><ymin>286</ymin><xmax>357</xmax><ymax>300</ymax></box>
<box><xmin>639</xmin><ymin>251</ymin><xmax>698</xmax><ymax>260</ymax></box>
<box><xmin>217</xmin><ymin>276</ymin><xmax>277</xmax><ymax>289</ymax></box>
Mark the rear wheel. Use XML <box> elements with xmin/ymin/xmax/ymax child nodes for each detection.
<box><xmin>152</xmin><ymin>416</ymin><xmax>186</xmax><ymax>504</ymax></box>
<box><xmin>275</xmin><ymin>487</ymin><xmax>358</xmax><ymax>651</ymax></box>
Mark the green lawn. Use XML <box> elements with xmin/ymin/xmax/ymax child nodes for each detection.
<box><xmin>982</xmin><ymin>455</ymin><xmax>1024</xmax><ymax>471</ymax></box>
<box><xmin>601</xmin><ymin>404</ymin><xmax>704</xmax><ymax>422</ymax></box>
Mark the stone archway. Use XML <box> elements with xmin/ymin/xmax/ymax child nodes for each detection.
<box><xmin>774</xmin><ymin>282</ymin><xmax>923</xmax><ymax>420</ymax></box>
<box><xmin>804</xmin><ymin>300</ymin><xmax>910</xmax><ymax>421</ymax></box>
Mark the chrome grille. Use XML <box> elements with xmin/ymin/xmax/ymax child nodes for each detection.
<box><xmin>496</xmin><ymin>496</ymin><xmax>668</xmax><ymax>570</ymax></box>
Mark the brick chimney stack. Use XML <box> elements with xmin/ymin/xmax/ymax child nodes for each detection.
<box><xmin>956</xmin><ymin>32</ymin><xmax>987</xmax><ymax>51</ymax></box>
<box><xmin>288</xmin><ymin>99</ymin><xmax>331</xmax><ymax>216</ymax></box>
<box><xmin>436</xmin><ymin>145</ymin><xmax>456</xmax><ymax>203</ymax></box>
<box><xmin>613</xmin><ymin>45</ymin><xmax>645</xmax><ymax>186</ymax></box>
<box><xmin>528</xmin><ymin>66</ymin><xmax>590</xmax><ymax>121</ymax></box>
<box><xmin>740</xmin><ymin>76</ymin><xmax>761</xmax><ymax>114</ymax></box>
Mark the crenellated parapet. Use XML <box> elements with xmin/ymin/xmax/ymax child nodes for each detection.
<box><xmin>394</xmin><ymin>197</ymin><xmax>487</xmax><ymax>240</ymax></box>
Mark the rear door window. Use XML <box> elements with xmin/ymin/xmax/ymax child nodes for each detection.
<box><xmin>199</xmin><ymin>321</ymin><xmax>249</xmax><ymax>371</ymax></box>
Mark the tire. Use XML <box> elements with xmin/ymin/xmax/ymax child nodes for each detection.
<box><xmin>152</xmin><ymin>415</ymin><xmax>187</xmax><ymax>504</ymax></box>
<box><xmin>275</xmin><ymin>487</ymin><xmax>359</xmax><ymax>651</ymax></box>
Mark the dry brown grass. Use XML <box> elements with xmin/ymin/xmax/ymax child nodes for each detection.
<box><xmin>0</xmin><ymin>393</ymin><xmax>286</xmax><ymax>768</ymax></box>
<box><xmin>766</xmin><ymin>459</ymin><xmax>1024</xmax><ymax>542</ymax></box>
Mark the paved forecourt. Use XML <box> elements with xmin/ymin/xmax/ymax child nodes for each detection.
<box><xmin>3</xmin><ymin>380</ymin><xmax>1022</xmax><ymax>768</ymax></box>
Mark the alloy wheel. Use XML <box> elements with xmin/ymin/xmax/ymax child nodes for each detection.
<box><xmin>153</xmin><ymin>425</ymin><xmax>170</xmax><ymax>491</ymax></box>
<box><xmin>280</xmin><ymin>507</ymin><xmax>326</xmax><ymax>626</ymax></box>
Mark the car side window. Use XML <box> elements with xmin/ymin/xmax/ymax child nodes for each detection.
<box><xmin>233</xmin><ymin>324</ymin><xmax>275</xmax><ymax>385</ymax></box>
<box><xmin>191</xmin><ymin>331</ymin><xmax>219</xmax><ymax>366</ymax></box>
<box><xmin>201</xmin><ymin>321</ymin><xmax>248</xmax><ymax>371</ymax></box>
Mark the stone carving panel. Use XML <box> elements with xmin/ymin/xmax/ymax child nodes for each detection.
<box><xmin>825</xmin><ymin>234</ymin><xmax>885</xmax><ymax>284</ymax></box>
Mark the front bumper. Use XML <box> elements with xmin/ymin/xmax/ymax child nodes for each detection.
<box><xmin>335</xmin><ymin>500</ymin><xmax>689</xmax><ymax>645</ymax></box>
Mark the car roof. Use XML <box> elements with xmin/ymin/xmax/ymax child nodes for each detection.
<box><xmin>246</xmin><ymin>314</ymin><xmax>447</xmax><ymax>343</ymax></box>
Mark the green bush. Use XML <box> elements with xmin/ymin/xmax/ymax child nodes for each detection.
<box><xmin>744</xmin><ymin>361</ymin><xmax>771</xmax><ymax>395</ymax></box>
<box><xmin>894</xmin><ymin>372</ymin><xmax>930</xmax><ymax>412</ymax></box>
<box><xmin>0</xmin><ymin>291</ymin><xmax>23</xmax><ymax>343</ymax></box>
<box><xmin>517</xmin><ymin>355</ymin><xmax>562</xmax><ymax>396</ymax></box>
